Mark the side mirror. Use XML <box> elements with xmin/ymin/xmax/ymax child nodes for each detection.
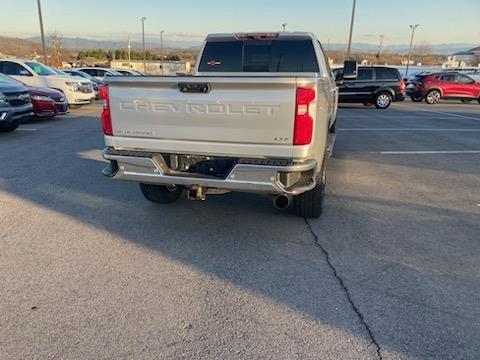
<box><xmin>335</xmin><ymin>73</ymin><xmax>344</xmax><ymax>85</ymax></box>
<box><xmin>343</xmin><ymin>60</ymin><xmax>358</xmax><ymax>80</ymax></box>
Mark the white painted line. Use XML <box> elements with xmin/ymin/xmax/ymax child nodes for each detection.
<box><xmin>338</xmin><ymin>113</ymin><xmax>448</xmax><ymax>119</ymax></box>
<box><xmin>338</xmin><ymin>115</ymin><xmax>453</xmax><ymax>118</ymax></box>
<box><xmin>381</xmin><ymin>150</ymin><xmax>480</xmax><ymax>155</ymax></box>
<box><xmin>395</xmin><ymin>104</ymin><xmax>480</xmax><ymax>121</ymax></box>
<box><xmin>339</xmin><ymin>128</ymin><xmax>480</xmax><ymax>132</ymax></box>
<box><xmin>58</xmin><ymin>115</ymin><xmax>80</xmax><ymax>119</ymax></box>
<box><xmin>16</xmin><ymin>128</ymin><xmax>37</xmax><ymax>131</ymax></box>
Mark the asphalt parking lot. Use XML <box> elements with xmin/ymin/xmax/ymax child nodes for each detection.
<box><xmin>1</xmin><ymin>100</ymin><xmax>479</xmax><ymax>360</ymax></box>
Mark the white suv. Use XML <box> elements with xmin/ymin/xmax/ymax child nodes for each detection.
<box><xmin>0</xmin><ymin>59</ymin><xmax>95</xmax><ymax>105</ymax></box>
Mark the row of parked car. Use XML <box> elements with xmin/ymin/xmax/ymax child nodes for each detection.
<box><xmin>0</xmin><ymin>59</ymin><xmax>143</xmax><ymax>132</ymax></box>
<box><xmin>405</xmin><ymin>70</ymin><xmax>480</xmax><ymax>104</ymax></box>
<box><xmin>333</xmin><ymin>66</ymin><xmax>480</xmax><ymax>109</ymax></box>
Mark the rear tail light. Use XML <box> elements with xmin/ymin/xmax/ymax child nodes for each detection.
<box><xmin>294</xmin><ymin>88</ymin><xmax>316</xmax><ymax>145</ymax></box>
<box><xmin>400</xmin><ymin>79</ymin><xmax>406</xmax><ymax>92</ymax></box>
<box><xmin>99</xmin><ymin>85</ymin><xmax>112</xmax><ymax>135</ymax></box>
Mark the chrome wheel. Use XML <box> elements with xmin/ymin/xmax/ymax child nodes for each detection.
<box><xmin>375</xmin><ymin>93</ymin><xmax>392</xmax><ymax>109</ymax></box>
<box><xmin>426</xmin><ymin>90</ymin><xmax>441</xmax><ymax>104</ymax></box>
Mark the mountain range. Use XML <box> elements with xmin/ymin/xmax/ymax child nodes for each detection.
<box><xmin>325</xmin><ymin>42</ymin><xmax>477</xmax><ymax>55</ymax></box>
<box><xmin>27</xmin><ymin>36</ymin><xmax>476</xmax><ymax>55</ymax></box>
<box><xmin>1</xmin><ymin>35</ymin><xmax>475</xmax><ymax>56</ymax></box>
<box><xmin>27</xmin><ymin>36</ymin><xmax>201</xmax><ymax>50</ymax></box>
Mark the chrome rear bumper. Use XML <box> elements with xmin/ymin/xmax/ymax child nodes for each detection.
<box><xmin>102</xmin><ymin>148</ymin><xmax>317</xmax><ymax>195</ymax></box>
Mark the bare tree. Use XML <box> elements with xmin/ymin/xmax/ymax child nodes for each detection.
<box><xmin>413</xmin><ymin>41</ymin><xmax>432</xmax><ymax>59</ymax></box>
<box><xmin>48</xmin><ymin>30</ymin><xmax>64</xmax><ymax>67</ymax></box>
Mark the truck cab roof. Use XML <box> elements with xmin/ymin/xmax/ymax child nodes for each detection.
<box><xmin>206</xmin><ymin>32</ymin><xmax>316</xmax><ymax>41</ymax></box>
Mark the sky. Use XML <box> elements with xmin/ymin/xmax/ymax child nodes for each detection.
<box><xmin>1</xmin><ymin>0</ymin><xmax>479</xmax><ymax>45</ymax></box>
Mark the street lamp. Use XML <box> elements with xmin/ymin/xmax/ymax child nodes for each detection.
<box><xmin>346</xmin><ymin>0</ymin><xmax>357</xmax><ymax>59</ymax></box>
<box><xmin>160</xmin><ymin>30</ymin><xmax>165</xmax><ymax>75</ymax></box>
<box><xmin>282</xmin><ymin>23</ymin><xmax>287</xmax><ymax>32</ymax></box>
<box><xmin>376</xmin><ymin>34</ymin><xmax>385</xmax><ymax>64</ymax></box>
<box><xmin>36</xmin><ymin>0</ymin><xmax>48</xmax><ymax>65</ymax></box>
<box><xmin>127</xmin><ymin>36</ymin><xmax>131</xmax><ymax>67</ymax></box>
<box><xmin>141</xmin><ymin>17</ymin><xmax>147</xmax><ymax>73</ymax></box>
<box><xmin>405</xmin><ymin>24</ymin><xmax>420</xmax><ymax>78</ymax></box>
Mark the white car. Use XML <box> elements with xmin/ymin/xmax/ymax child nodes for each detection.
<box><xmin>114</xmin><ymin>69</ymin><xmax>144</xmax><ymax>76</ymax></box>
<box><xmin>0</xmin><ymin>59</ymin><xmax>95</xmax><ymax>105</ymax></box>
<box><xmin>76</xmin><ymin>67</ymin><xmax>123</xmax><ymax>81</ymax></box>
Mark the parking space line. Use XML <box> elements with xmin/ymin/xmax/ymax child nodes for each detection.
<box><xmin>395</xmin><ymin>104</ymin><xmax>480</xmax><ymax>121</ymax></box>
<box><xmin>16</xmin><ymin>128</ymin><xmax>38</xmax><ymax>131</ymax></box>
<box><xmin>339</xmin><ymin>128</ymin><xmax>480</xmax><ymax>132</ymax></box>
<box><xmin>58</xmin><ymin>115</ymin><xmax>81</xmax><ymax>119</ymax></box>
<box><xmin>338</xmin><ymin>115</ymin><xmax>455</xmax><ymax>119</ymax></box>
<box><xmin>381</xmin><ymin>150</ymin><xmax>480</xmax><ymax>155</ymax></box>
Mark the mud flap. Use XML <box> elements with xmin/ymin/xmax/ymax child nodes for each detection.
<box><xmin>327</xmin><ymin>134</ymin><xmax>336</xmax><ymax>159</ymax></box>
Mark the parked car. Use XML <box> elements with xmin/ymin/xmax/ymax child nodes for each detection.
<box><xmin>0</xmin><ymin>73</ymin><xmax>33</xmax><ymax>132</ymax></box>
<box><xmin>0</xmin><ymin>59</ymin><xmax>95</xmax><ymax>105</ymax></box>
<box><xmin>100</xmin><ymin>32</ymin><xmax>350</xmax><ymax>218</ymax></box>
<box><xmin>333</xmin><ymin>66</ymin><xmax>405</xmax><ymax>109</ymax></box>
<box><xmin>64</xmin><ymin>69</ymin><xmax>103</xmax><ymax>85</ymax></box>
<box><xmin>50</xmin><ymin>67</ymin><xmax>99</xmax><ymax>100</ymax></box>
<box><xmin>76</xmin><ymin>67</ymin><xmax>123</xmax><ymax>81</ymax></box>
<box><xmin>404</xmin><ymin>71</ymin><xmax>433</xmax><ymax>85</ymax></box>
<box><xmin>114</xmin><ymin>69</ymin><xmax>144</xmax><ymax>76</ymax></box>
<box><xmin>406</xmin><ymin>72</ymin><xmax>480</xmax><ymax>104</ymax></box>
<box><xmin>29</xmin><ymin>86</ymin><xmax>68</xmax><ymax>118</ymax></box>
<box><xmin>5</xmin><ymin>74</ymin><xmax>69</xmax><ymax>118</ymax></box>
<box><xmin>63</xmin><ymin>69</ymin><xmax>101</xmax><ymax>98</ymax></box>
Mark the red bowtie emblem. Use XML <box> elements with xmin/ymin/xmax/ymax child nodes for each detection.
<box><xmin>207</xmin><ymin>60</ymin><xmax>221</xmax><ymax>66</ymax></box>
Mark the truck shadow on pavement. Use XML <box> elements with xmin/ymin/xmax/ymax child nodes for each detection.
<box><xmin>1</xmin><ymin>115</ymin><xmax>479</xmax><ymax>359</ymax></box>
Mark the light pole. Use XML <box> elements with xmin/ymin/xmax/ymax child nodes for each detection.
<box><xmin>128</xmin><ymin>36</ymin><xmax>131</xmax><ymax>68</ymax></box>
<box><xmin>141</xmin><ymin>17</ymin><xmax>147</xmax><ymax>73</ymax></box>
<box><xmin>36</xmin><ymin>0</ymin><xmax>48</xmax><ymax>65</ymax></box>
<box><xmin>376</xmin><ymin>34</ymin><xmax>384</xmax><ymax>64</ymax></box>
<box><xmin>282</xmin><ymin>23</ymin><xmax>287</xmax><ymax>32</ymax></box>
<box><xmin>405</xmin><ymin>24</ymin><xmax>419</xmax><ymax>78</ymax></box>
<box><xmin>160</xmin><ymin>30</ymin><xmax>164</xmax><ymax>75</ymax></box>
<box><xmin>346</xmin><ymin>0</ymin><xmax>357</xmax><ymax>59</ymax></box>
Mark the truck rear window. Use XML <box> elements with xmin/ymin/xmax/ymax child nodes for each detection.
<box><xmin>198</xmin><ymin>40</ymin><xmax>319</xmax><ymax>73</ymax></box>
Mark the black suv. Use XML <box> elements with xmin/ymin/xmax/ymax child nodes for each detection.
<box><xmin>0</xmin><ymin>74</ymin><xmax>33</xmax><ymax>132</ymax></box>
<box><xmin>333</xmin><ymin>66</ymin><xmax>405</xmax><ymax>109</ymax></box>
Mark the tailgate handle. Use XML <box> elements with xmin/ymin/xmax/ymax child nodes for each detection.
<box><xmin>178</xmin><ymin>82</ymin><xmax>211</xmax><ymax>94</ymax></box>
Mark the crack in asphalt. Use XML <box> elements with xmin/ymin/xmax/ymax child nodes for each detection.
<box><xmin>304</xmin><ymin>218</ymin><xmax>383</xmax><ymax>360</ymax></box>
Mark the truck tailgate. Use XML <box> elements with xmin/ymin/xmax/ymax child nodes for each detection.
<box><xmin>106</xmin><ymin>77</ymin><xmax>303</xmax><ymax>157</ymax></box>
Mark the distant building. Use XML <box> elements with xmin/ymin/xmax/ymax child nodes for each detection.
<box><xmin>452</xmin><ymin>46</ymin><xmax>480</xmax><ymax>67</ymax></box>
<box><xmin>110</xmin><ymin>60</ymin><xmax>192</xmax><ymax>75</ymax></box>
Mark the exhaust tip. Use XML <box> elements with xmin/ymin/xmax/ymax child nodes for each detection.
<box><xmin>273</xmin><ymin>194</ymin><xmax>291</xmax><ymax>210</ymax></box>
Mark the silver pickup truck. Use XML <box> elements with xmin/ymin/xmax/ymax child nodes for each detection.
<box><xmin>101</xmin><ymin>32</ymin><xmax>353</xmax><ymax>218</ymax></box>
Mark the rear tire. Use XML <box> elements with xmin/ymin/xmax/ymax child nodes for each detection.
<box><xmin>292</xmin><ymin>163</ymin><xmax>326</xmax><ymax>219</ymax></box>
<box><xmin>411</xmin><ymin>96</ymin><xmax>423</xmax><ymax>102</ymax></box>
<box><xmin>374</xmin><ymin>92</ymin><xmax>392</xmax><ymax>109</ymax></box>
<box><xmin>425</xmin><ymin>90</ymin><xmax>441</xmax><ymax>104</ymax></box>
<box><xmin>0</xmin><ymin>120</ymin><xmax>20</xmax><ymax>133</ymax></box>
<box><xmin>140</xmin><ymin>183</ymin><xmax>183</xmax><ymax>204</ymax></box>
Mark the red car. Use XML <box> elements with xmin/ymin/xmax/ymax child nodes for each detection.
<box><xmin>406</xmin><ymin>72</ymin><xmax>480</xmax><ymax>104</ymax></box>
<box><xmin>28</xmin><ymin>86</ymin><xmax>69</xmax><ymax>118</ymax></box>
